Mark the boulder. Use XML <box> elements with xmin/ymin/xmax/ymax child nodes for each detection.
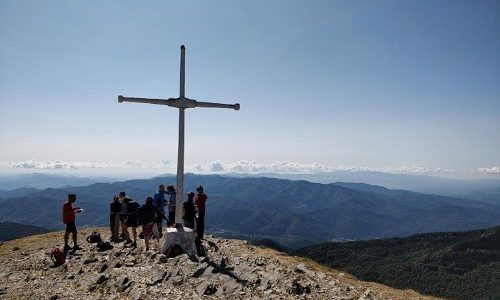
<box><xmin>294</xmin><ymin>263</ymin><xmax>308</xmax><ymax>274</ymax></box>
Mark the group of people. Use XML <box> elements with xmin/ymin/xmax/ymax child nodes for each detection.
<box><xmin>62</xmin><ymin>184</ymin><xmax>208</xmax><ymax>252</ymax></box>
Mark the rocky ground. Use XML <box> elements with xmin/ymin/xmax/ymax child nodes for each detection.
<box><xmin>0</xmin><ymin>227</ymin><xmax>441</xmax><ymax>300</ymax></box>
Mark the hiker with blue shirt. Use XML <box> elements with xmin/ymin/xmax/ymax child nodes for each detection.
<box><xmin>153</xmin><ymin>184</ymin><xmax>168</xmax><ymax>235</ymax></box>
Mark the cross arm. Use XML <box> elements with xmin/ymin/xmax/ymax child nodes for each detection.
<box><xmin>195</xmin><ymin>101</ymin><xmax>240</xmax><ymax>110</ymax></box>
<box><xmin>118</xmin><ymin>95</ymin><xmax>176</xmax><ymax>106</ymax></box>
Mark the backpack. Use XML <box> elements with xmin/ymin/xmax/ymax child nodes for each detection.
<box><xmin>136</xmin><ymin>206</ymin><xmax>144</xmax><ymax>226</ymax></box>
<box><xmin>86</xmin><ymin>231</ymin><xmax>102</xmax><ymax>243</ymax></box>
<box><xmin>165</xmin><ymin>244</ymin><xmax>184</xmax><ymax>258</ymax></box>
<box><xmin>50</xmin><ymin>248</ymin><xmax>66</xmax><ymax>267</ymax></box>
<box><xmin>96</xmin><ymin>241</ymin><xmax>114</xmax><ymax>252</ymax></box>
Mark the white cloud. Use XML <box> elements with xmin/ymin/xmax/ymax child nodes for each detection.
<box><xmin>474</xmin><ymin>166</ymin><xmax>500</xmax><ymax>174</ymax></box>
<box><xmin>192</xmin><ymin>164</ymin><xmax>204</xmax><ymax>172</ymax></box>
<box><xmin>210</xmin><ymin>160</ymin><xmax>225</xmax><ymax>172</ymax></box>
<box><xmin>199</xmin><ymin>161</ymin><xmax>462</xmax><ymax>176</ymax></box>
<box><xmin>382</xmin><ymin>165</ymin><xmax>458</xmax><ymax>175</ymax></box>
<box><xmin>11</xmin><ymin>160</ymin><xmax>103</xmax><ymax>170</ymax></box>
<box><xmin>10</xmin><ymin>159</ymin><xmax>169</xmax><ymax>170</ymax></box>
<box><xmin>228</xmin><ymin>160</ymin><xmax>334</xmax><ymax>173</ymax></box>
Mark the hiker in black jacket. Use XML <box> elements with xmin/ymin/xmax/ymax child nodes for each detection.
<box><xmin>183</xmin><ymin>192</ymin><xmax>196</xmax><ymax>229</ymax></box>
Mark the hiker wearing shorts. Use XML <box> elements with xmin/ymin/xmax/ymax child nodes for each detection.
<box><xmin>141</xmin><ymin>197</ymin><xmax>161</xmax><ymax>251</ymax></box>
<box><xmin>62</xmin><ymin>193</ymin><xmax>82</xmax><ymax>251</ymax></box>
<box><xmin>124</xmin><ymin>197</ymin><xmax>141</xmax><ymax>248</ymax></box>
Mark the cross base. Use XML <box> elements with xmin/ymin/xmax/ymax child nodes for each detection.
<box><xmin>161</xmin><ymin>226</ymin><xmax>197</xmax><ymax>255</ymax></box>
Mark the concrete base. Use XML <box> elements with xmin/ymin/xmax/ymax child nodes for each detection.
<box><xmin>161</xmin><ymin>226</ymin><xmax>196</xmax><ymax>255</ymax></box>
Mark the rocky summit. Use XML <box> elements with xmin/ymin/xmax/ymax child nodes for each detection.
<box><xmin>0</xmin><ymin>228</ymin><xmax>440</xmax><ymax>300</ymax></box>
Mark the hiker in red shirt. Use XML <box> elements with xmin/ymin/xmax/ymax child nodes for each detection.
<box><xmin>194</xmin><ymin>185</ymin><xmax>208</xmax><ymax>239</ymax></box>
<box><xmin>62</xmin><ymin>193</ymin><xmax>83</xmax><ymax>251</ymax></box>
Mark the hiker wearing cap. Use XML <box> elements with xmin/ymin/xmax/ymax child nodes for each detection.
<box><xmin>194</xmin><ymin>185</ymin><xmax>208</xmax><ymax>239</ymax></box>
<box><xmin>153</xmin><ymin>184</ymin><xmax>168</xmax><ymax>235</ymax></box>
<box><xmin>109</xmin><ymin>195</ymin><xmax>121</xmax><ymax>242</ymax></box>
<box><xmin>62</xmin><ymin>193</ymin><xmax>83</xmax><ymax>251</ymax></box>
<box><xmin>183</xmin><ymin>192</ymin><xmax>196</xmax><ymax>229</ymax></box>
<box><xmin>140</xmin><ymin>197</ymin><xmax>161</xmax><ymax>251</ymax></box>
<box><xmin>166</xmin><ymin>185</ymin><xmax>176</xmax><ymax>226</ymax></box>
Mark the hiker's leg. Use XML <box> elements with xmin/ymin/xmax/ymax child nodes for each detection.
<box><xmin>72</xmin><ymin>231</ymin><xmax>78</xmax><ymax>247</ymax></box>
<box><xmin>197</xmin><ymin>214</ymin><xmax>205</xmax><ymax>239</ymax></box>
<box><xmin>157</xmin><ymin>221</ymin><xmax>162</xmax><ymax>236</ymax></box>
<box><xmin>121</xmin><ymin>218</ymin><xmax>127</xmax><ymax>235</ymax></box>
<box><xmin>145</xmin><ymin>236</ymin><xmax>150</xmax><ymax>251</ymax></box>
<box><xmin>132</xmin><ymin>227</ymin><xmax>137</xmax><ymax>242</ymax></box>
<box><xmin>64</xmin><ymin>231</ymin><xmax>69</xmax><ymax>246</ymax></box>
<box><xmin>124</xmin><ymin>226</ymin><xmax>130</xmax><ymax>240</ymax></box>
<box><xmin>113</xmin><ymin>215</ymin><xmax>120</xmax><ymax>241</ymax></box>
<box><xmin>109</xmin><ymin>213</ymin><xmax>115</xmax><ymax>239</ymax></box>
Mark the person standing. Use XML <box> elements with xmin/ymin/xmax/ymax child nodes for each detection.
<box><xmin>153</xmin><ymin>184</ymin><xmax>168</xmax><ymax>235</ymax></box>
<box><xmin>140</xmin><ymin>197</ymin><xmax>161</xmax><ymax>251</ymax></box>
<box><xmin>194</xmin><ymin>185</ymin><xmax>207</xmax><ymax>239</ymax></box>
<box><xmin>62</xmin><ymin>193</ymin><xmax>82</xmax><ymax>251</ymax></box>
<box><xmin>118</xmin><ymin>191</ymin><xmax>128</xmax><ymax>239</ymax></box>
<box><xmin>183</xmin><ymin>192</ymin><xmax>196</xmax><ymax>229</ymax></box>
<box><xmin>166</xmin><ymin>185</ymin><xmax>176</xmax><ymax>226</ymax></box>
<box><xmin>124</xmin><ymin>197</ymin><xmax>141</xmax><ymax>248</ymax></box>
<box><xmin>109</xmin><ymin>195</ymin><xmax>121</xmax><ymax>242</ymax></box>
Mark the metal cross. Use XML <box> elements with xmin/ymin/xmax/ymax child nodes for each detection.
<box><xmin>118</xmin><ymin>45</ymin><xmax>240</xmax><ymax>226</ymax></box>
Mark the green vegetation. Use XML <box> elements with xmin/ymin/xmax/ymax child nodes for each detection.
<box><xmin>0</xmin><ymin>222</ymin><xmax>51</xmax><ymax>242</ymax></box>
<box><xmin>295</xmin><ymin>226</ymin><xmax>500</xmax><ymax>300</ymax></box>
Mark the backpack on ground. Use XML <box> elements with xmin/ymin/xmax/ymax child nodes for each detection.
<box><xmin>165</xmin><ymin>244</ymin><xmax>184</xmax><ymax>258</ymax></box>
<box><xmin>96</xmin><ymin>241</ymin><xmax>113</xmax><ymax>252</ymax></box>
<box><xmin>86</xmin><ymin>231</ymin><xmax>102</xmax><ymax>243</ymax></box>
<box><xmin>50</xmin><ymin>248</ymin><xmax>66</xmax><ymax>267</ymax></box>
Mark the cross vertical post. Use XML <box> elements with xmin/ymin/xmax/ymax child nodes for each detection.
<box><xmin>175</xmin><ymin>45</ymin><xmax>186</xmax><ymax>226</ymax></box>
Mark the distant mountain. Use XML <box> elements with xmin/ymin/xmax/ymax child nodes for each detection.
<box><xmin>0</xmin><ymin>187</ymin><xmax>40</xmax><ymax>198</ymax></box>
<box><xmin>460</xmin><ymin>186</ymin><xmax>500</xmax><ymax>205</ymax></box>
<box><xmin>0</xmin><ymin>175</ymin><xmax>498</xmax><ymax>248</ymax></box>
<box><xmin>295</xmin><ymin>226</ymin><xmax>500</xmax><ymax>300</ymax></box>
<box><xmin>228</xmin><ymin>171</ymin><xmax>500</xmax><ymax>204</ymax></box>
<box><xmin>0</xmin><ymin>222</ymin><xmax>51</xmax><ymax>242</ymax></box>
<box><xmin>0</xmin><ymin>173</ymin><xmax>120</xmax><ymax>190</ymax></box>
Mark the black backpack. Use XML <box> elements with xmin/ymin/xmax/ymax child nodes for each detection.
<box><xmin>96</xmin><ymin>241</ymin><xmax>114</xmax><ymax>252</ymax></box>
<box><xmin>86</xmin><ymin>231</ymin><xmax>102</xmax><ymax>243</ymax></box>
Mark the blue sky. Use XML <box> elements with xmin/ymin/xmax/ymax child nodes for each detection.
<box><xmin>0</xmin><ymin>0</ymin><xmax>499</xmax><ymax>177</ymax></box>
